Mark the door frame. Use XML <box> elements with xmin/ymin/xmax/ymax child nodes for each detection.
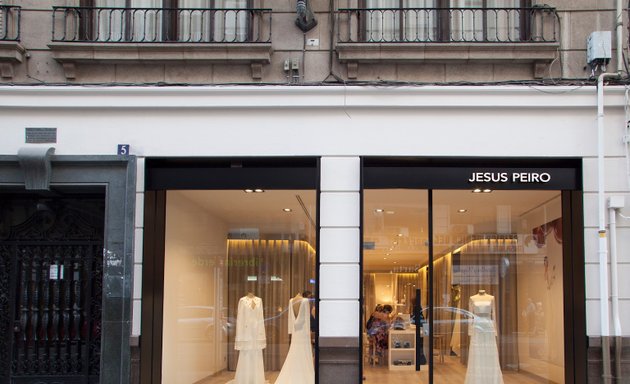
<box><xmin>360</xmin><ymin>157</ymin><xmax>586</xmax><ymax>384</ymax></box>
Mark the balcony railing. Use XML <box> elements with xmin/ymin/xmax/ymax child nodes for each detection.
<box><xmin>336</xmin><ymin>6</ymin><xmax>558</xmax><ymax>43</ymax></box>
<box><xmin>0</xmin><ymin>5</ymin><xmax>21</xmax><ymax>41</ymax></box>
<box><xmin>52</xmin><ymin>6</ymin><xmax>272</xmax><ymax>43</ymax></box>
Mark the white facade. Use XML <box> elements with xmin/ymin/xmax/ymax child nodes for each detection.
<box><xmin>1</xmin><ymin>84</ymin><xmax>629</xmax><ymax>343</ymax></box>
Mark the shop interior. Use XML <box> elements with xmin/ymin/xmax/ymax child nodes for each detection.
<box><xmin>363</xmin><ymin>189</ymin><xmax>565</xmax><ymax>384</ymax></box>
<box><xmin>160</xmin><ymin>189</ymin><xmax>317</xmax><ymax>384</ymax></box>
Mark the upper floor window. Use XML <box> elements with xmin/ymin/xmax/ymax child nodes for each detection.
<box><xmin>348</xmin><ymin>0</ymin><xmax>543</xmax><ymax>43</ymax></box>
<box><xmin>64</xmin><ymin>0</ymin><xmax>252</xmax><ymax>42</ymax></box>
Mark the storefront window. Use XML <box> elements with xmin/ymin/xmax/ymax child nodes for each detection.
<box><xmin>161</xmin><ymin>189</ymin><xmax>317</xmax><ymax>383</ymax></box>
<box><xmin>363</xmin><ymin>188</ymin><xmax>565</xmax><ymax>383</ymax></box>
<box><xmin>432</xmin><ymin>190</ymin><xmax>564</xmax><ymax>383</ymax></box>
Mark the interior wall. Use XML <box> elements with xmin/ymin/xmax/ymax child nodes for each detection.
<box><xmin>163</xmin><ymin>191</ymin><xmax>229</xmax><ymax>383</ymax></box>
<box><xmin>516</xmin><ymin>195</ymin><xmax>564</xmax><ymax>383</ymax></box>
<box><xmin>373</xmin><ymin>273</ymin><xmax>397</xmax><ymax>306</ymax></box>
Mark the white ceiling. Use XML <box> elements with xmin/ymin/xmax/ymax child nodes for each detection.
<box><xmin>173</xmin><ymin>189</ymin><xmax>560</xmax><ymax>271</ymax></box>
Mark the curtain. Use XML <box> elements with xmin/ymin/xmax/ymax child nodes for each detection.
<box><xmin>365</xmin><ymin>0</ymin><xmax>398</xmax><ymax>42</ymax></box>
<box><xmin>95</xmin><ymin>0</ymin><xmax>163</xmax><ymax>42</ymax></box>
<box><xmin>451</xmin><ymin>0</ymin><xmax>483</xmax><ymax>41</ymax></box>
<box><xmin>486</xmin><ymin>0</ymin><xmax>520</xmax><ymax>42</ymax></box>
<box><xmin>451</xmin><ymin>0</ymin><xmax>520</xmax><ymax>42</ymax></box>
<box><xmin>395</xmin><ymin>273</ymin><xmax>420</xmax><ymax>315</ymax></box>
<box><xmin>178</xmin><ymin>0</ymin><xmax>212</xmax><ymax>41</ymax></box>
<box><xmin>403</xmin><ymin>0</ymin><xmax>436</xmax><ymax>41</ymax></box>
<box><xmin>226</xmin><ymin>239</ymin><xmax>315</xmax><ymax>372</ymax></box>
<box><xmin>213</xmin><ymin>0</ymin><xmax>249</xmax><ymax>42</ymax></box>
<box><xmin>454</xmin><ymin>235</ymin><xmax>519</xmax><ymax>371</ymax></box>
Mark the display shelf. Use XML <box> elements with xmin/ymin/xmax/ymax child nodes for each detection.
<box><xmin>388</xmin><ymin>328</ymin><xmax>416</xmax><ymax>370</ymax></box>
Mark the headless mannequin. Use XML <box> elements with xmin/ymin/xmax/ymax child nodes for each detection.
<box><xmin>291</xmin><ymin>293</ymin><xmax>303</xmax><ymax>315</ymax></box>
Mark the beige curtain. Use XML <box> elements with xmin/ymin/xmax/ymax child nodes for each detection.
<box><xmin>226</xmin><ymin>239</ymin><xmax>315</xmax><ymax>372</ymax></box>
<box><xmin>396</xmin><ymin>273</ymin><xmax>421</xmax><ymax>315</ymax></box>
<box><xmin>454</xmin><ymin>235</ymin><xmax>519</xmax><ymax>371</ymax></box>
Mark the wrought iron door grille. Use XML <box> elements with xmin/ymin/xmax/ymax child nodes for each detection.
<box><xmin>0</xmin><ymin>196</ymin><xmax>104</xmax><ymax>384</ymax></box>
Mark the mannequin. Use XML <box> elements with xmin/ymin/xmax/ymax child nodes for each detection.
<box><xmin>274</xmin><ymin>293</ymin><xmax>314</xmax><ymax>384</ymax></box>
<box><xmin>229</xmin><ymin>292</ymin><xmax>267</xmax><ymax>384</ymax></box>
<box><xmin>464</xmin><ymin>289</ymin><xmax>503</xmax><ymax>384</ymax></box>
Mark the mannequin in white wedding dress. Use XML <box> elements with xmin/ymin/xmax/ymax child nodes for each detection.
<box><xmin>464</xmin><ymin>289</ymin><xmax>504</xmax><ymax>384</ymax></box>
<box><xmin>229</xmin><ymin>292</ymin><xmax>267</xmax><ymax>384</ymax></box>
<box><xmin>274</xmin><ymin>293</ymin><xmax>314</xmax><ymax>384</ymax></box>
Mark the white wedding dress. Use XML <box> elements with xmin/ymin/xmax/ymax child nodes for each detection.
<box><xmin>229</xmin><ymin>295</ymin><xmax>267</xmax><ymax>384</ymax></box>
<box><xmin>464</xmin><ymin>293</ymin><xmax>504</xmax><ymax>384</ymax></box>
<box><xmin>274</xmin><ymin>297</ymin><xmax>314</xmax><ymax>384</ymax></box>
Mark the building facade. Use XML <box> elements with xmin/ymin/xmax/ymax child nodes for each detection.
<box><xmin>0</xmin><ymin>1</ymin><xmax>629</xmax><ymax>384</ymax></box>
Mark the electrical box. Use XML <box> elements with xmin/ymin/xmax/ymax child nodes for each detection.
<box><xmin>587</xmin><ymin>31</ymin><xmax>611</xmax><ymax>65</ymax></box>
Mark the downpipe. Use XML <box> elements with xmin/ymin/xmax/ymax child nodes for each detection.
<box><xmin>597</xmin><ymin>72</ymin><xmax>616</xmax><ymax>384</ymax></box>
<box><xmin>608</xmin><ymin>201</ymin><xmax>623</xmax><ymax>382</ymax></box>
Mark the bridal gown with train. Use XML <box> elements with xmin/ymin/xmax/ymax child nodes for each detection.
<box><xmin>464</xmin><ymin>293</ymin><xmax>504</xmax><ymax>384</ymax></box>
<box><xmin>274</xmin><ymin>297</ymin><xmax>314</xmax><ymax>384</ymax></box>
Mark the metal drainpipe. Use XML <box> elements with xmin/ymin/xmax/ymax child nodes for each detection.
<box><xmin>608</xmin><ymin>201</ymin><xmax>623</xmax><ymax>382</ymax></box>
<box><xmin>597</xmin><ymin>72</ymin><xmax>616</xmax><ymax>384</ymax></box>
<box><xmin>596</xmin><ymin>2</ymin><xmax>624</xmax><ymax>382</ymax></box>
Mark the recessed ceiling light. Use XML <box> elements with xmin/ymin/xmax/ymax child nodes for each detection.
<box><xmin>383</xmin><ymin>257</ymin><xmax>388</xmax><ymax>260</ymax></box>
<box><xmin>472</xmin><ymin>188</ymin><xmax>482</xmax><ymax>193</ymax></box>
<box><xmin>244</xmin><ymin>189</ymin><xmax>254</xmax><ymax>193</ymax></box>
<box><xmin>375</xmin><ymin>208</ymin><xmax>384</xmax><ymax>213</ymax></box>
<box><xmin>283</xmin><ymin>208</ymin><xmax>292</xmax><ymax>212</ymax></box>
<box><xmin>483</xmin><ymin>189</ymin><xmax>492</xmax><ymax>193</ymax></box>
<box><xmin>393</xmin><ymin>241</ymin><xmax>398</xmax><ymax>245</ymax></box>
<box><xmin>458</xmin><ymin>209</ymin><xmax>468</xmax><ymax>213</ymax></box>
<box><xmin>254</xmin><ymin>189</ymin><xmax>265</xmax><ymax>193</ymax></box>
<box><xmin>397</xmin><ymin>233</ymin><xmax>403</xmax><ymax>237</ymax></box>
<box><xmin>385</xmin><ymin>211</ymin><xmax>395</xmax><ymax>214</ymax></box>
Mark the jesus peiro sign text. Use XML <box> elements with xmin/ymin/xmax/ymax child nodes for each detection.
<box><xmin>468</xmin><ymin>172</ymin><xmax>551</xmax><ymax>184</ymax></box>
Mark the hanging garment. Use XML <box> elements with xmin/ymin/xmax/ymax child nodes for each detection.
<box><xmin>274</xmin><ymin>297</ymin><xmax>314</xmax><ymax>384</ymax></box>
<box><xmin>229</xmin><ymin>295</ymin><xmax>267</xmax><ymax>384</ymax></box>
<box><xmin>464</xmin><ymin>293</ymin><xmax>504</xmax><ymax>384</ymax></box>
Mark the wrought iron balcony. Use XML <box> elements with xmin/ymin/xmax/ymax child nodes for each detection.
<box><xmin>52</xmin><ymin>6</ymin><xmax>272</xmax><ymax>43</ymax></box>
<box><xmin>336</xmin><ymin>6</ymin><xmax>558</xmax><ymax>44</ymax></box>
<box><xmin>0</xmin><ymin>5</ymin><xmax>21</xmax><ymax>41</ymax></box>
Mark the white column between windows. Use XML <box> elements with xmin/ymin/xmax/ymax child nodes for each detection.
<box><xmin>319</xmin><ymin>157</ymin><xmax>361</xmax><ymax>339</ymax></box>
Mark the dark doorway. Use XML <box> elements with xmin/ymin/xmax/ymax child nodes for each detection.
<box><xmin>0</xmin><ymin>191</ymin><xmax>105</xmax><ymax>384</ymax></box>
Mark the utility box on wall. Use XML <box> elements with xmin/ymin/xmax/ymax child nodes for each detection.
<box><xmin>587</xmin><ymin>31</ymin><xmax>612</xmax><ymax>65</ymax></box>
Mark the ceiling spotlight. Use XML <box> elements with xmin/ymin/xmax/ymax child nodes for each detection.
<box><xmin>375</xmin><ymin>208</ymin><xmax>384</xmax><ymax>213</ymax></box>
<box><xmin>472</xmin><ymin>188</ymin><xmax>482</xmax><ymax>193</ymax></box>
<box><xmin>244</xmin><ymin>189</ymin><xmax>254</xmax><ymax>193</ymax></box>
<box><xmin>483</xmin><ymin>189</ymin><xmax>492</xmax><ymax>193</ymax></box>
<box><xmin>254</xmin><ymin>189</ymin><xmax>265</xmax><ymax>193</ymax></box>
<box><xmin>458</xmin><ymin>209</ymin><xmax>468</xmax><ymax>213</ymax></box>
<box><xmin>397</xmin><ymin>233</ymin><xmax>403</xmax><ymax>237</ymax></box>
<box><xmin>283</xmin><ymin>208</ymin><xmax>293</xmax><ymax>212</ymax></box>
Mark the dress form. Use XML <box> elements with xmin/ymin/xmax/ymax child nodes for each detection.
<box><xmin>274</xmin><ymin>294</ymin><xmax>314</xmax><ymax>384</ymax></box>
<box><xmin>230</xmin><ymin>293</ymin><xmax>267</xmax><ymax>384</ymax></box>
<box><xmin>464</xmin><ymin>289</ymin><xmax>503</xmax><ymax>384</ymax></box>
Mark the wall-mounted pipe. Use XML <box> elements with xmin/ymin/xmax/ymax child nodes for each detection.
<box><xmin>597</xmin><ymin>72</ymin><xmax>615</xmax><ymax>384</ymax></box>
<box><xmin>608</xmin><ymin>197</ymin><xmax>624</xmax><ymax>381</ymax></box>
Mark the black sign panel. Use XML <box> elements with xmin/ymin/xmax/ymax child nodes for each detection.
<box><xmin>364</xmin><ymin>166</ymin><xmax>580</xmax><ymax>190</ymax></box>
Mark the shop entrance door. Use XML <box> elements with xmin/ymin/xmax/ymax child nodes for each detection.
<box><xmin>363</xmin><ymin>187</ymin><xmax>573</xmax><ymax>384</ymax></box>
<box><xmin>0</xmin><ymin>193</ymin><xmax>105</xmax><ymax>384</ymax></box>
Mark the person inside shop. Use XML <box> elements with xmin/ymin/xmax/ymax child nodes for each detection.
<box><xmin>367</xmin><ymin>304</ymin><xmax>393</xmax><ymax>363</ymax></box>
<box><xmin>302</xmin><ymin>290</ymin><xmax>316</xmax><ymax>345</ymax></box>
